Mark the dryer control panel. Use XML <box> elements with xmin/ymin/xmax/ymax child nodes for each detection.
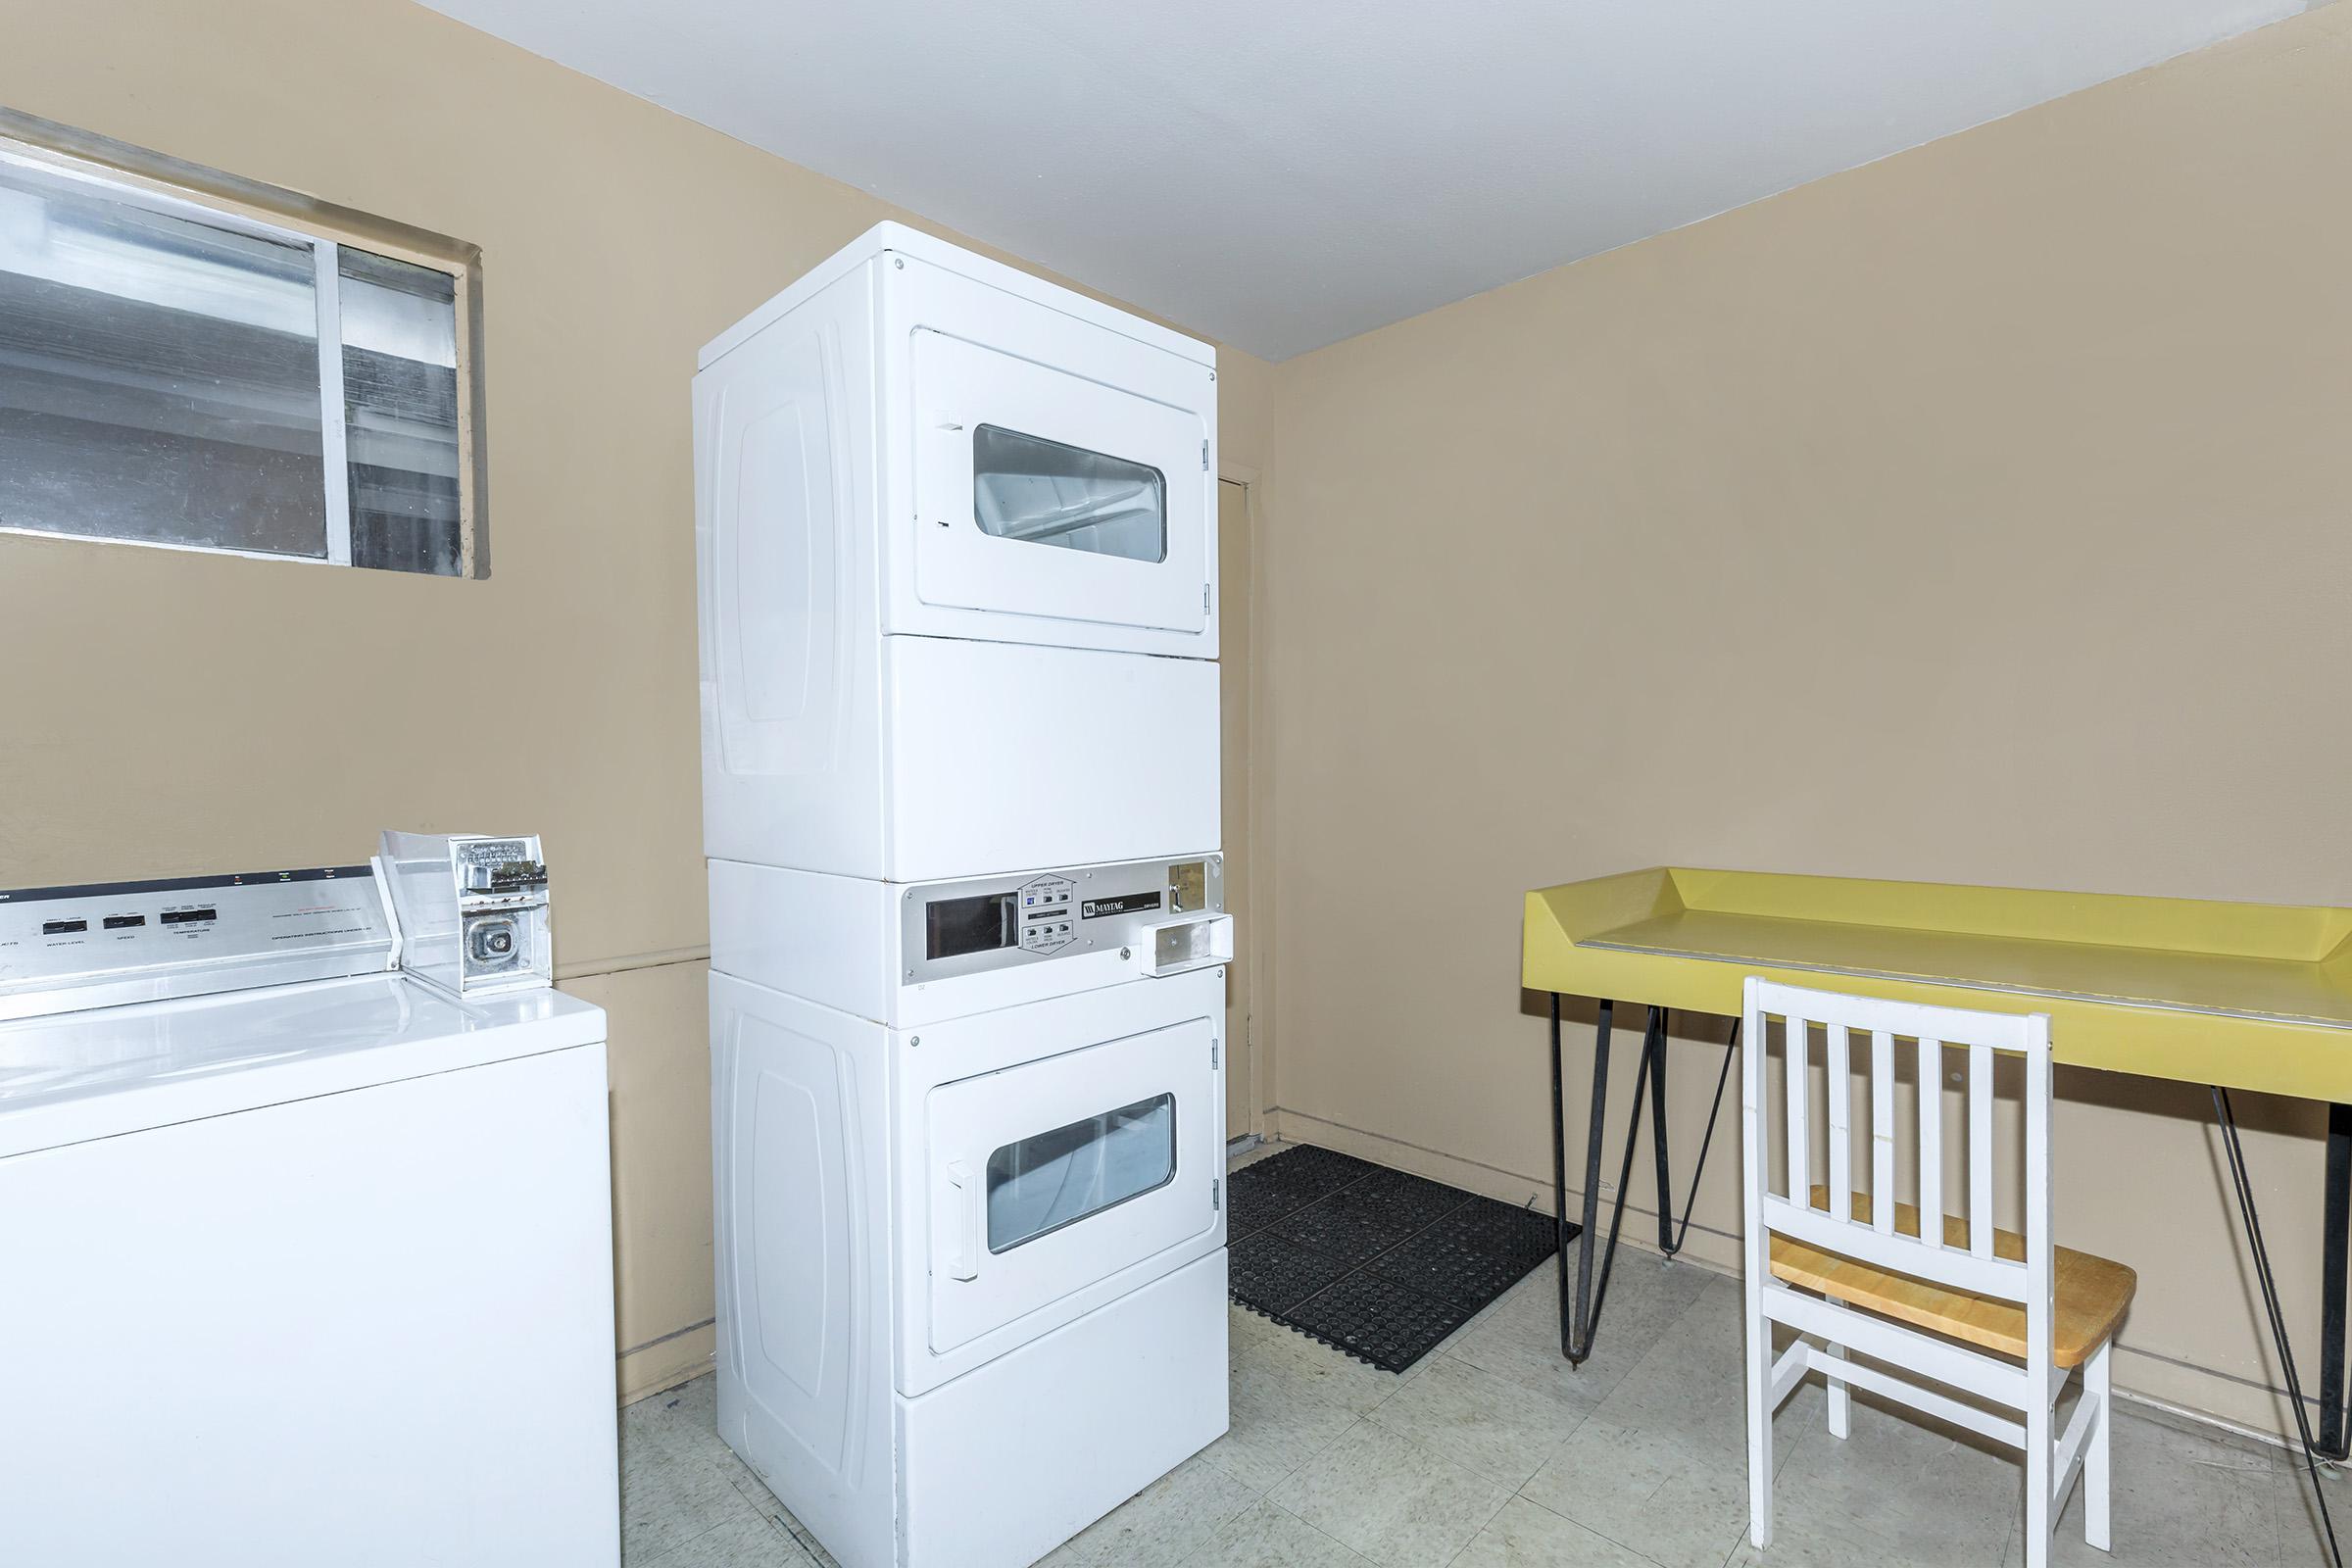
<box><xmin>905</xmin><ymin>855</ymin><xmax>1222</xmax><ymax>985</ymax></box>
<box><xmin>1015</xmin><ymin>874</ymin><xmax>1077</xmax><ymax>955</ymax></box>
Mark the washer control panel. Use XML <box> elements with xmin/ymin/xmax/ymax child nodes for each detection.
<box><xmin>0</xmin><ymin>866</ymin><xmax>394</xmax><ymax>1021</ymax></box>
<box><xmin>905</xmin><ymin>855</ymin><xmax>1222</xmax><ymax>985</ymax></box>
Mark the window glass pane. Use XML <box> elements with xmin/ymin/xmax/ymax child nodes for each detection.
<box><xmin>972</xmin><ymin>424</ymin><xmax>1165</xmax><ymax>564</ymax></box>
<box><xmin>0</xmin><ymin>162</ymin><xmax>325</xmax><ymax>557</ymax></box>
<box><xmin>986</xmin><ymin>1093</ymin><xmax>1176</xmax><ymax>1252</ymax></box>
<box><xmin>340</xmin><ymin>248</ymin><xmax>461</xmax><ymax>576</ymax></box>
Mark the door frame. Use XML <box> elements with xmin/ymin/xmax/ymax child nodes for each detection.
<box><xmin>1216</xmin><ymin>467</ymin><xmax>1263</xmax><ymax>1143</ymax></box>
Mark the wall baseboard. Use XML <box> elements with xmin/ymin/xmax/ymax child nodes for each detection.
<box><xmin>1266</xmin><ymin>1106</ymin><xmax>2332</xmax><ymax>1454</ymax></box>
<box><xmin>618</xmin><ymin>1324</ymin><xmax>716</xmax><ymax>1406</ymax></box>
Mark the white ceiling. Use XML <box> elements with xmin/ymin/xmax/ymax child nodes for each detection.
<box><xmin>421</xmin><ymin>0</ymin><xmax>2300</xmax><ymax>360</ymax></box>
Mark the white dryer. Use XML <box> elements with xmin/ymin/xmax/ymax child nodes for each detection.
<box><xmin>693</xmin><ymin>221</ymin><xmax>1222</xmax><ymax>882</ymax></box>
<box><xmin>0</xmin><ymin>864</ymin><xmax>617</xmax><ymax>1566</ymax></box>
<box><xmin>710</xmin><ymin>858</ymin><xmax>1234</xmax><ymax>1568</ymax></box>
<box><xmin>698</xmin><ymin>225</ymin><xmax>1232</xmax><ymax>1568</ymax></box>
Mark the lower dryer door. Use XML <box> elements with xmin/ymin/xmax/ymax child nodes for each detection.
<box><xmin>913</xmin><ymin>968</ymin><xmax>1225</xmax><ymax>1378</ymax></box>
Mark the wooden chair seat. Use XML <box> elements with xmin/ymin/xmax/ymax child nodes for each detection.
<box><xmin>1771</xmin><ymin>1186</ymin><xmax>2137</xmax><ymax>1368</ymax></box>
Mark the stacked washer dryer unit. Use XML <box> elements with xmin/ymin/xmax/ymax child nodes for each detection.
<box><xmin>694</xmin><ymin>222</ymin><xmax>1232</xmax><ymax>1568</ymax></box>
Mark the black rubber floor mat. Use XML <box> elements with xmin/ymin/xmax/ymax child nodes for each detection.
<box><xmin>1225</xmin><ymin>1145</ymin><xmax>1572</xmax><ymax>1374</ymax></box>
<box><xmin>1349</xmin><ymin>1167</ymin><xmax>1480</xmax><ymax>1231</ymax></box>
<box><xmin>1228</xmin><ymin>1145</ymin><xmax>1383</xmax><ymax>1239</ymax></box>
<box><xmin>1267</xmin><ymin>1190</ymin><xmax>1438</xmax><ymax>1269</ymax></box>
<box><xmin>1229</xmin><ymin>1230</ymin><xmax>1355</xmax><ymax>1316</ymax></box>
<box><xmin>1283</xmin><ymin>1273</ymin><xmax>1476</xmax><ymax>1372</ymax></box>
<box><xmin>1367</xmin><ymin>1197</ymin><xmax>1562</xmax><ymax>1311</ymax></box>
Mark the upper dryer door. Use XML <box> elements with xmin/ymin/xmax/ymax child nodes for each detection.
<box><xmin>906</xmin><ymin>327</ymin><xmax>1213</xmax><ymax>657</ymax></box>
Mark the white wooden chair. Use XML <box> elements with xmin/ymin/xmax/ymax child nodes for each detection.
<box><xmin>1740</xmin><ymin>977</ymin><xmax>2136</xmax><ymax>1566</ymax></box>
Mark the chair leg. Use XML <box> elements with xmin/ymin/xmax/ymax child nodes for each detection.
<box><xmin>1745</xmin><ymin>1303</ymin><xmax>1773</xmax><ymax>1547</ymax></box>
<box><xmin>1826</xmin><ymin>1341</ymin><xmax>1849</xmax><ymax>1440</ymax></box>
<box><xmin>2026</xmin><ymin>1376</ymin><xmax>2053</xmax><ymax>1568</ymax></box>
<box><xmin>2084</xmin><ymin>1340</ymin><xmax>2113</xmax><ymax>1552</ymax></box>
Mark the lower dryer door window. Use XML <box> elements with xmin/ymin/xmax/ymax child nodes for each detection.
<box><xmin>926</xmin><ymin>1015</ymin><xmax>1217</xmax><ymax>1355</ymax></box>
<box><xmin>987</xmin><ymin>1093</ymin><xmax>1176</xmax><ymax>1253</ymax></box>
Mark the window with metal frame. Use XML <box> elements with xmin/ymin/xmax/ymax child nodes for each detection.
<box><xmin>0</xmin><ymin>128</ymin><xmax>484</xmax><ymax>576</ymax></box>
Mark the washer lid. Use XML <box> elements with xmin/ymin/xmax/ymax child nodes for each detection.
<box><xmin>0</xmin><ymin>974</ymin><xmax>606</xmax><ymax>1157</ymax></box>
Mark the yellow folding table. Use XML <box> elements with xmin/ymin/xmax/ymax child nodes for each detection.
<box><xmin>1523</xmin><ymin>866</ymin><xmax>2352</xmax><ymax>1464</ymax></box>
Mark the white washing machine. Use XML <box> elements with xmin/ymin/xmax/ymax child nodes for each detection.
<box><xmin>0</xmin><ymin>864</ymin><xmax>618</xmax><ymax>1566</ymax></box>
<box><xmin>694</xmin><ymin>221</ymin><xmax>1221</xmax><ymax>883</ymax></box>
<box><xmin>710</xmin><ymin>857</ymin><xmax>1232</xmax><ymax>1568</ymax></box>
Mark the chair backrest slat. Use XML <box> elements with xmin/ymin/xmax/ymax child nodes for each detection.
<box><xmin>1968</xmin><ymin>1040</ymin><xmax>1994</xmax><ymax>1260</ymax></box>
<box><xmin>1787</xmin><ymin>1011</ymin><xmax>1810</xmax><ymax>1209</ymax></box>
<box><xmin>2023</xmin><ymin>1021</ymin><xmax>2056</xmax><ymax>1379</ymax></box>
<box><xmin>1742</xmin><ymin>977</ymin><xmax>2048</xmax><ymax>1311</ymax></box>
<box><xmin>1826</xmin><ymin>1024</ymin><xmax>1851</xmax><ymax>1223</ymax></box>
<box><xmin>1917</xmin><ymin>1037</ymin><xmax>1943</xmax><ymax>1250</ymax></box>
<box><xmin>1870</xmin><ymin>1030</ymin><xmax>1895</xmax><ymax>1235</ymax></box>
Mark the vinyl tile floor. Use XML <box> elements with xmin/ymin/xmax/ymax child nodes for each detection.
<box><xmin>624</xmin><ymin>1143</ymin><xmax>2340</xmax><ymax>1568</ymax></box>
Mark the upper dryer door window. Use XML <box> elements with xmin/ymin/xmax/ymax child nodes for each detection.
<box><xmin>971</xmin><ymin>424</ymin><xmax>1165</xmax><ymax>564</ymax></box>
<box><xmin>912</xmin><ymin>329</ymin><xmax>1207</xmax><ymax>639</ymax></box>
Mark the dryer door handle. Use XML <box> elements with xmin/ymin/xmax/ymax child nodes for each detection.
<box><xmin>945</xmin><ymin>1160</ymin><xmax>981</xmax><ymax>1282</ymax></box>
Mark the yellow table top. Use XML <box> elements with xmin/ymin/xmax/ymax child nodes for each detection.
<box><xmin>1524</xmin><ymin>868</ymin><xmax>2352</xmax><ymax>1102</ymax></box>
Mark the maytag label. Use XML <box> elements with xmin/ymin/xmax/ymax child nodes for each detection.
<box><xmin>1081</xmin><ymin>891</ymin><xmax>1163</xmax><ymax>920</ymax></box>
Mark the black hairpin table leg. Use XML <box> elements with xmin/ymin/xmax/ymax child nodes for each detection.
<box><xmin>1551</xmin><ymin>999</ymin><xmax>1681</xmax><ymax>1366</ymax></box>
<box><xmin>2322</xmin><ymin>1102</ymin><xmax>2352</xmax><ymax>1461</ymax></box>
<box><xmin>1551</xmin><ymin>993</ymin><xmax>1572</xmax><ymax>1358</ymax></box>
<box><xmin>1562</xmin><ymin>999</ymin><xmax>1614</xmax><ymax>1363</ymax></box>
<box><xmin>2215</xmin><ymin>1088</ymin><xmax>2342</xmax><ymax>1568</ymax></box>
<box><xmin>1647</xmin><ymin>1006</ymin><xmax>1676</xmax><ymax>1255</ymax></box>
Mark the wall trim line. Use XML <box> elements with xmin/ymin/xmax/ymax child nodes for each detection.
<box><xmin>557</xmin><ymin>946</ymin><xmax>711</xmax><ymax>982</ymax></box>
<box><xmin>620</xmin><ymin>1314</ymin><xmax>716</xmax><ymax>1359</ymax></box>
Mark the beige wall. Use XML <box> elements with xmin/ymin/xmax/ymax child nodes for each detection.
<box><xmin>11</xmin><ymin>0</ymin><xmax>2345</xmax><ymax>1444</ymax></box>
<box><xmin>1259</xmin><ymin>5</ymin><xmax>2352</xmax><ymax>1438</ymax></box>
<box><xmin>0</xmin><ymin>0</ymin><xmax>1272</xmax><ymax>1402</ymax></box>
